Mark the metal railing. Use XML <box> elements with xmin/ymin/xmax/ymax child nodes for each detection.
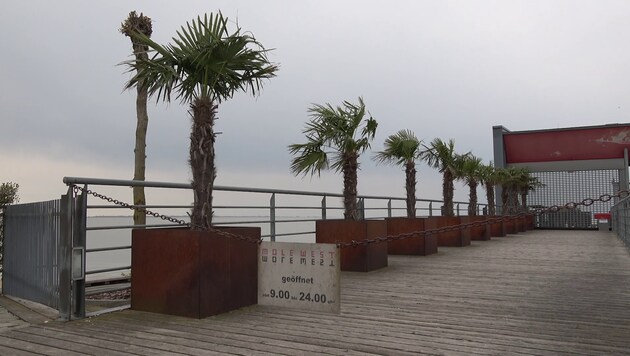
<box><xmin>2</xmin><ymin>176</ymin><xmax>488</xmax><ymax>320</ymax></box>
<box><xmin>611</xmin><ymin>194</ymin><xmax>630</xmax><ymax>249</ymax></box>
<box><xmin>62</xmin><ymin>177</ymin><xmax>486</xmax><ymax>280</ymax></box>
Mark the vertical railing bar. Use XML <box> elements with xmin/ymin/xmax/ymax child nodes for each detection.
<box><xmin>321</xmin><ymin>196</ymin><xmax>327</xmax><ymax>220</ymax></box>
<box><xmin>72</xmin><ymin>187</ymin><xmax>87</xmax><ymax>318</ymax></box>
<box><xmin>387</xmin><ymin>199</ymin><xmax>392</xmax><ymax>218</ymax></box>
<box><xmin>270</xmin><ymin>193</ymin><xmax>276</xmax><ymax>242</ymax></box>
<box><xmin>358</xmin><ymin>198</ymin><xmax>365</xmax><ymax>220</ymax></box>
<box><xmin>58</xmin><ymin>189</ymin><xmax>72</xmax><ymax>321</ymax></box>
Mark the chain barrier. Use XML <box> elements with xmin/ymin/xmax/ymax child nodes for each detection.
<box><xmin>336</xmin><ymin>190</ymin><xmax>629</xmax><ymax>249</ymax></box>
<box><xmin>71</xmin><ymin>185</ymin><xmax>262</xmax><ymax>245</ymax></box>
<box><xmin>71</xmin><ymin>185</ymin><xmax>628</xmax><ymax>249</ymax></box>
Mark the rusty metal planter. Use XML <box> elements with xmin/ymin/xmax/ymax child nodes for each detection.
<box><xmin>385</xmin><ymin>217</ymin><xmax>437</xmax><ymax>256</ymax></box>
<box><xmin>518</xmin><ymin>215</ymin><xmax>528</xmax><ymax>232</ymax></box>
<box><xmin>131</xmin><ymin>227</ymin><xmax>259</xmax><ymax>318</ymax></box>
<box><xmin>526</xmin><ymin>214</ymin><xmax>535</xmax><ymax>230</ymax></box>
<box><xmin>316</xmin><ymin>220</ymin><xmax>387</xmax><ymax>272</ymax></box>
<box><xmin>425</xmin><ymin>216</ymin><xmax>470</xmax><ymax>247</ymax></box>
<box><xmin>460</xmin><ymin>216</ymin><xmax>491</xmax><ymax>241</ymax></box>
<box><xmin>504</xmin><ymin>217</ymin><xmax>518</xmax><ymax>234</ymax></box>
<box><xmin>489</xmin><ymin>216</ymin><xmax>506</xmax><ymax>237</ymax></box>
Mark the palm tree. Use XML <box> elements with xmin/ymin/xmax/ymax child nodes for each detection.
<box><xmin>120</xmin><ymin>11</ymin><xmax>152</xmax><ymax>227</ymax></box>
<box><xmin>496</xmin><ymin>166</ymin><xmax>527</xmax><ymax>215</ymax></box>
<box><xmin>289</xmin><ymin>98</ymin><xmax>377</xmax><ymax>221</ymax></box>
<box><xmin>479</xmin><ymin>162</ymin><xmax>499</xmax><ymax>216</ymax></box>
<box><xmin>518</xmin><ymin>171</ymin><xmax>543</xmax><ymax>211</ymax></box>
<box><xmin>422</xmin><ymin>138</ymin><xmax>468</xmax><ymax>217</ymax></box>
<box><xmin>373</xmin><ymin>130</ymin><xmax>423</xmax><ymax>218</ymax></box>
<box><xmin>496</xmin><ymin>168</ymin><xmax>512</xmax><ymax>215</ymax></box>
<box><xmin>459</xmin><ymin>155</ymin><xmax>483</xmax><ymax>216</ymax></box>
<box><xmin>124</xmin><ymin>13</ymin><xmax>277</xmax><ymax>229</ymax></box>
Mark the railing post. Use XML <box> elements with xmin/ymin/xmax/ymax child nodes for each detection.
<box><xmin>358</xmin><ymin>198</ymin><xmax>365</xmax><ymax>220</ymax></box>
<box><xmin>321</xmin><ymin>196</ymin><xmax>327</xmax><ymax>220</ymax></box>
<box><xmin>387</xmin><ymin>199</ymin><xmax>392</xmax><ymax>218</ymax></box>
<box><xmin>58</xmin><ymin>188</ymin><xmax>72</xmax><ymax>321</ymax></box>
<box><xmin>429</xmin><ymin>201</ymin><xmax>433</xmax><ymax>217</ymax></box>
<box><xmin>72</xmin><ymin>187</ymin><xmax>87</xmax><ymax>319</ymax></box>
<box><xmin>456</xmin><ymin>203</ymin><xmax>460</xmax><ymax>216</ymax></box>
<box><xmin>270</xmin><ymin>193</ymin><xmax>276</xmax><ymax>242</ymax></box>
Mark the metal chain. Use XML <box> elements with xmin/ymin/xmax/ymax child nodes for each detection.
<box><xmin>531</xmin><ymin>190</ymin><xmax>628</xmax><ymax>215</ymax></box>
<box><xmin>71</xmin><ymin>185</ymin><xmax>628</xmax><ymax>249</ymax></box>
<box><xmin>336</xmin><ymin>190</ymin><xmax>629</xmax><ymax>249</ymax></box>
<box><xmin>71</xmin><ymin>185</ymin><xmax>262</xmax><ymax>245</ymax></box>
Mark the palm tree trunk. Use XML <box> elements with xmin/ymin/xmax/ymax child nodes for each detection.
<box><xmin>405</xmin><ymin>161</ymin><xmax>416</xmax><ymax>218</ymax></box>
<box><xmin>501</xmin><ymin>185</ymin><xmax>509</xmax><ymax>215</ymax></box>
<box><xmin>123</xmin><ymin>13</ymin><xmax>152</xmax><ymax>227</ymax></box>
<box><xmin>132</xmin><ymin>74</ymin><xmax>149</xmax><ymax>226</ymax></box>
<box><xmin>343</xmin><ymin>152</ymin><xmax>359</xmax><ymax>220</ymax></box>
<box><xmin>468</xmin><ymin>181</ymin><xmax>478</xmax><ymax>216</ymax></box>
<box><xmin>508</xmin><ymin>185</ymin><xmax>518</xmax><ymax>214</ymax></box>
<box><xmin>485</xmin><ymin>182</ymin><xmax>495</xmax><ymax>216</ymax></box>
<box><xmin>189</xmin><ymin>96</ymin><xmax>217</xmax><ymax>229</ymax></box>
<box><xmin>521</xmin><ymin>190</ymin><xmax>528</xmax><ymax>212</ymax></box>
<box><xmin>443</xmin><ymin>170</ymin><xmax>454</xmax><ymax>216</ymax></box>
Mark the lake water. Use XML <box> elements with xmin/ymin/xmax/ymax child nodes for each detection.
<box><xmin>86</xmin><ymin>216</ymin><xmax>317</xmax><ymax>281</ymax></box>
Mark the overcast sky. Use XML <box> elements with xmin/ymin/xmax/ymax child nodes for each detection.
<box><xmin>2</xmin><ymin>0</ymin><xmax>629</xmax><ymax>207</ymax></box>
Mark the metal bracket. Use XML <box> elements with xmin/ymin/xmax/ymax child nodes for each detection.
<box><xmin>72</xmin><ymin>247</ymin><xmax>85</xmax><ymax>281</ymax></box>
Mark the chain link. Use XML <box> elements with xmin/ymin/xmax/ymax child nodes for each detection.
<box><xmin>336</xmin><ymin>190</ymin><xmax>629</xmax><ymax>249</ymax></box>
<box><xmin>72</xmin><ymin>185</ymin><xmax>628</xmax><ymax>249</ymax></box>
<box><xmin>71</xmin><ymin>185</ymin><xmax>262</xmax><ymax>245</ymax></box>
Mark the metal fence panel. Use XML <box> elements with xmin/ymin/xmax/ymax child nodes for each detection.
<box><xmin>528</xmin><ymin>170</ymin><xmax>619</xmax><ymax>229</ymax></box>
<box><xmin>3</xmin><ymin>199</ymin><xmax>61</xmax><ymax>309</ymax></box>
<box><xmin>612</xmin><ymin>196</ymin><xmax>630</xmax><ymax>249</ymax></box>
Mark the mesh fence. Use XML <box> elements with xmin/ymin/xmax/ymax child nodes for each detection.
<box><xmin>527</xmin><ymin>169</ymin><xmax>619</xmax><ymax>229</ymax></box>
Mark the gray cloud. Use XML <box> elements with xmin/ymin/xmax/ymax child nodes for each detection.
<box><xmin>2</xmin><ymin>0</ymin><xmax>630</xmax><ymax>203</ymax></box>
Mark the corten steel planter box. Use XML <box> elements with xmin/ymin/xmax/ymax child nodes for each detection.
<box><xmin>518</xmin><ymin>215</ymin><xmax>528</xmax><ymax>232</ymax></box>
<box><xmin>385</xmin><ymin>217</ymin><xmax>438</xmax><ymax>256</ymax></box>
<box><xmin>489</xmin><ymin>216</ymin><xmax>506</xmax><ymax>237</ymax></box>
<box><xmin>425</xmin><ymin>216</ymin><xmax>470</xmax><ymax>247</ymax></box>
<box><xmin>460</xmin><ymin>216</ymin><xmax>490</xmax><ymax>241</ymax></box>
<box><xmin>526</xmin><ymin>214</ymin><xmax>535</xmax><ymax>230</ymax></box>
<box><xmin>316</xmin><ymin>219</ymin><xmax>387</xmax><ymax>272</ymax></box>
<box><xmin>504</xmin><ymin>217</ymin><xmax>518</xmax><ymax>234</ymax></box>
<box><xmin>131</xmin><ymin>226</ymin><xmax>259</xmax><ymax>319</ymax></box>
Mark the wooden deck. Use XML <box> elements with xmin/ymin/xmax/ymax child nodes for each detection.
<box><xmin>1</xmin><ymin>229</ymin><xmax>630</xmax><ymax>355</ymax></box>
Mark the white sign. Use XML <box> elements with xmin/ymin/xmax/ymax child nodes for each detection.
<box><xmin>258</xmin><ymin>242</ymin><xmax>340</xmax><ymax>314</ymax></box>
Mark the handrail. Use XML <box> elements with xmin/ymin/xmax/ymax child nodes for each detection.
<box><xmin>64</xmin><ymin>176</ymin><xmax>460</xmax><ymax>205</ymax></box>
<box><xmin>64</xmin><ymin>176</ymin><xmax>488</xmax><ymax>283</ymax></box>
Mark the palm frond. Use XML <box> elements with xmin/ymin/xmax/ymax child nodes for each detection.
<box><xmin>373</xmin><ymin>129</ymin><xmax>422</xmax><ymax>166</ymax></box>
<box><xmin>121</xmin><ymin>12</ymin><xmax>278</xmax><ymax>105</ymax></box>
<box><xmin>288</xmin><ymin>141</ymin><xmax>329</xmax><ymax>177</ymax></box>
<box><xmin>289</xmin><ymin>97</ymin><xmax>376</xmax><ymax>176</ymax></box>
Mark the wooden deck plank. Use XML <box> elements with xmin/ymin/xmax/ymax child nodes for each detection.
<box><xmin>0</xmin><ymin>343</ymin><xmax>39</xmax><ymax>356</ymax></box>
<box><xmin>0</xmin><ymin>230</ymin><xmax>629</xmax><ymax>355</ymax></box>
<box><xmin>18</xmin><ymin>325</ymin><xmax>185</xmax><ymax>356</ymax></box>
<box><xmin>0</xmin><ymin>334</ymin><xmax>85</xmax><ymax>356</ymax></box>
<box><xmin>88</xmin><ymin>313</ymin><xmax>384</xmax><ymax>356</ymax></box>
<box><xmin>44</xmin><ymin>319</ymin><xmax>284</xmax><ymax>356</ymax></box>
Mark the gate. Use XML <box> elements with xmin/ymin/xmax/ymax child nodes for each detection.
<box><xmin>493</xmin><ymin>124</ymin><xmax>630</xmax><ymax>229</ymax></box>
<box><xmin>3</xmin><ymin>199</ymin><xmax>62</xmax><ymax>309</ymax></box>
<box><xmin>528</xmin><ymin>170</ymin><xmax>619</xmax><ymax>228</ymax></box>
<box><xmin>2</xmin><ymin>190</ymin><xmax>86</xmax><ymax>320</ymax></box>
